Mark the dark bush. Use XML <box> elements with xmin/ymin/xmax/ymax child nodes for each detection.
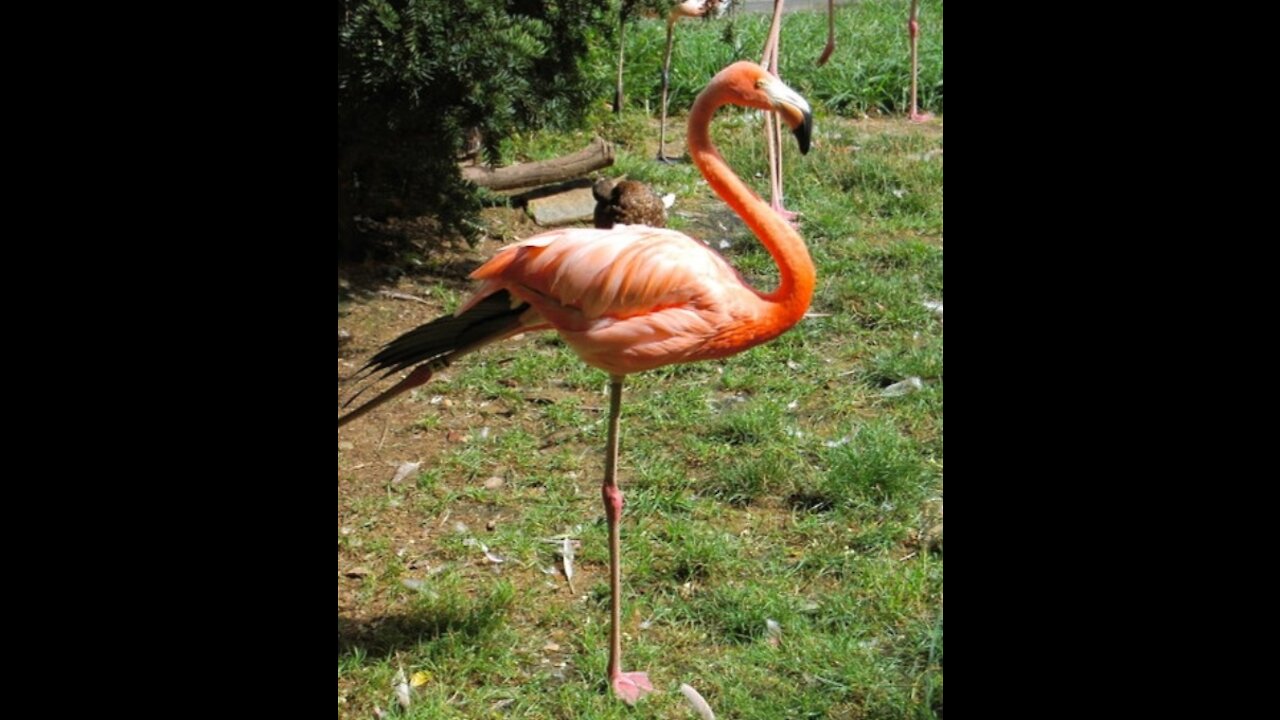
<box><xmin>338</xmin><ymin>0</ymin><xmax>614</xmax><ymax>257</ymax></box>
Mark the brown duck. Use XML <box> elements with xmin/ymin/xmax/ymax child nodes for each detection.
<box><xmin>592</xmin><ymin>177</ymin><xmax>667</xmax><ymax>229</ymax></box>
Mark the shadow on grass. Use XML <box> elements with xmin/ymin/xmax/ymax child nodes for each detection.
<box><xmin>339</xmin><ymin>246</ymin><xmax>478</xmax><ymax>305</ymax></box>
<box><xmin>337</xmin><ymin>582</ymin><xmax>514</xmax><ymax>660</ymax></box>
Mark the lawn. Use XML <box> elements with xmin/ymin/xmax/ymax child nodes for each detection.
<box><xmin>339</xmin><ymin>2</ymin><xmax>942</xmax><ymax>717</ymax></box>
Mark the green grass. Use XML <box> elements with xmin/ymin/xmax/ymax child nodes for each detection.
<box><xmin>590</xmin><ymin>0</ymin><xmax>943</xmax><ymax>120</ymax></box>
<box><xmin>496</xmin><ymin>0</ymin><xmax>942</xmax><ymax>164</ymax></box>
<box><xmin>339</xmin><ymin>2</ymin><xmax>941</xmax><ymax>717</ymax></box>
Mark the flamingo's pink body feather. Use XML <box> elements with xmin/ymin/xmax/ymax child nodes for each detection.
<box><xmin>463</xmin><ymin>224</ymin><xmax>775</xmax><ymax>376</ymax></box>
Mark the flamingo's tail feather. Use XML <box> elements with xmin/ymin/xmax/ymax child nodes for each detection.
<box><xmin>338</xmin><ymin>290</ymin><xmax>529</xmax><ymax>427</ymax></box>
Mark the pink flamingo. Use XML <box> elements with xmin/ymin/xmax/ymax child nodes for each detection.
<box><xmin>338</xmin><ymin>61</ymin><xmax>815</xmax><ymax>705</ymax></box>
<box><xmin>760</xmin><ymin>0</ymin><xmax>835</xmax><ymax>221</ymax></box>
<box><xmin>908</xmin><ymin>0</ymin><xmax>933</xmax><ymax>122</ymax></box>
<box><xmin>656</xmin><ymin>0</ymin><xmax>728</xmax><ymax>162</ymax></box>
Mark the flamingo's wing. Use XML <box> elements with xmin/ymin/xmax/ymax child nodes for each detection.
<box><xmin>467</xmin><ymin>226</ymin><xmax>742</xmax><ymax>324</ymax></box>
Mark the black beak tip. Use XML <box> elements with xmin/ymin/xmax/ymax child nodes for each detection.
<box><xmin>793</xmin><ymin>112</ymin><xmax>813</xmax><ymax>155</ymax></box>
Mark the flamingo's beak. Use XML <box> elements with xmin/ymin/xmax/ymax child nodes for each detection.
<box><xmin>789</xmin><ymin>106</ymin><xmax>814</xmax><ymax>155</ymax></box>
<box><xmin>762</xmin><ymin>77</ymin><xmax>814</xmax><ymax>155</ymax></box>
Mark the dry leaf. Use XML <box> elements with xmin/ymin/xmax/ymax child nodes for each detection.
<box><xmin>390</xmin><ymin>461</ymin><xmax>422</xmax><ymax>484</ymax></box>
<box><xmin>881</xmin><ymin>377</ymin><xmax>924</xmax><ymax>397</ymax></box>
<box><xmin>393</xmin><ymin>667</ymin><xmax>411</xmax><ymax>710</ymax></box>
<box><xmin>380</xmin><ymin>289</ymin><xmax>431</xmax><ymax>305</ymax></box>
<box><xmin>410</xmin><ymin>671</ymin><xmax>431</xmax><ymax>688</ymax></box>
<box><xmin>561</xmin><ymin>536</ymin><xmax>575</xmax><ymax>588</ymax></box>
<box><xmin>679</xmin><ymin>684</ymin><xmax>716</xmax><ymax>720</ymax></box>
<box><xmin>465</xmin><ymin>537</ymin><xmax>505</xmax><ymax>564</ymax></box>
<box><xmin>766</xmin><ymin>618</ymin><xmax>782</xmax><ymax>647</ymax></box>
<box><xmin>345</xmin><ymin>566</ymin><xmax>372</xmax><ymax>578</ymax></box>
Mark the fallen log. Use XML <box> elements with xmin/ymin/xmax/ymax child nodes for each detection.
<box><xmin>462</xmin><ymin>137</ymin><xmax>614</xmax><ymax>191</ymax></box>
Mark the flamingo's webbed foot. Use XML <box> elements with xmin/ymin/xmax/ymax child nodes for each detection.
<box><xmin>770</xmin><ymin>200</ymin><xmax>799</xmax><ymax>226</ymax></box>
<box><xmin>611</xmin><ymin>671</ymin><xmax>654</xmax><ymax>705</ymax></box>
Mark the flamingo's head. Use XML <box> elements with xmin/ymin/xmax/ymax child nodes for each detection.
<box><xmin>714</xmin><ymin>61</ymin><xmax>814</xmax><ymax>155</ymax></box>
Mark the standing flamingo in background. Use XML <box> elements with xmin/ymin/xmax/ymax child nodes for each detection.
<box><xmin>656</xmin><ymin>0</ymin><xmax>728</xmax><ymax>162</ymax></box>
<box><xmin>760</xmin><ymin>0</ymin><xmax>836</xmax><ymax>221</ymax></box>
<box><xmin>338</xmin><ymin>61</ymin><xmax>814</xmax><ymax>705</ymax></box>
<box><xmin>908</xmin><ymin>0</ymin><xmax>933</xmax><ymax>122</ymax></box>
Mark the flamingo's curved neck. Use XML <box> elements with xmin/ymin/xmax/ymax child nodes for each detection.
<box><xmin>687</xmin><ymin>83</ymin><xmax>815</xmax><ymax>331</ymax></box>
